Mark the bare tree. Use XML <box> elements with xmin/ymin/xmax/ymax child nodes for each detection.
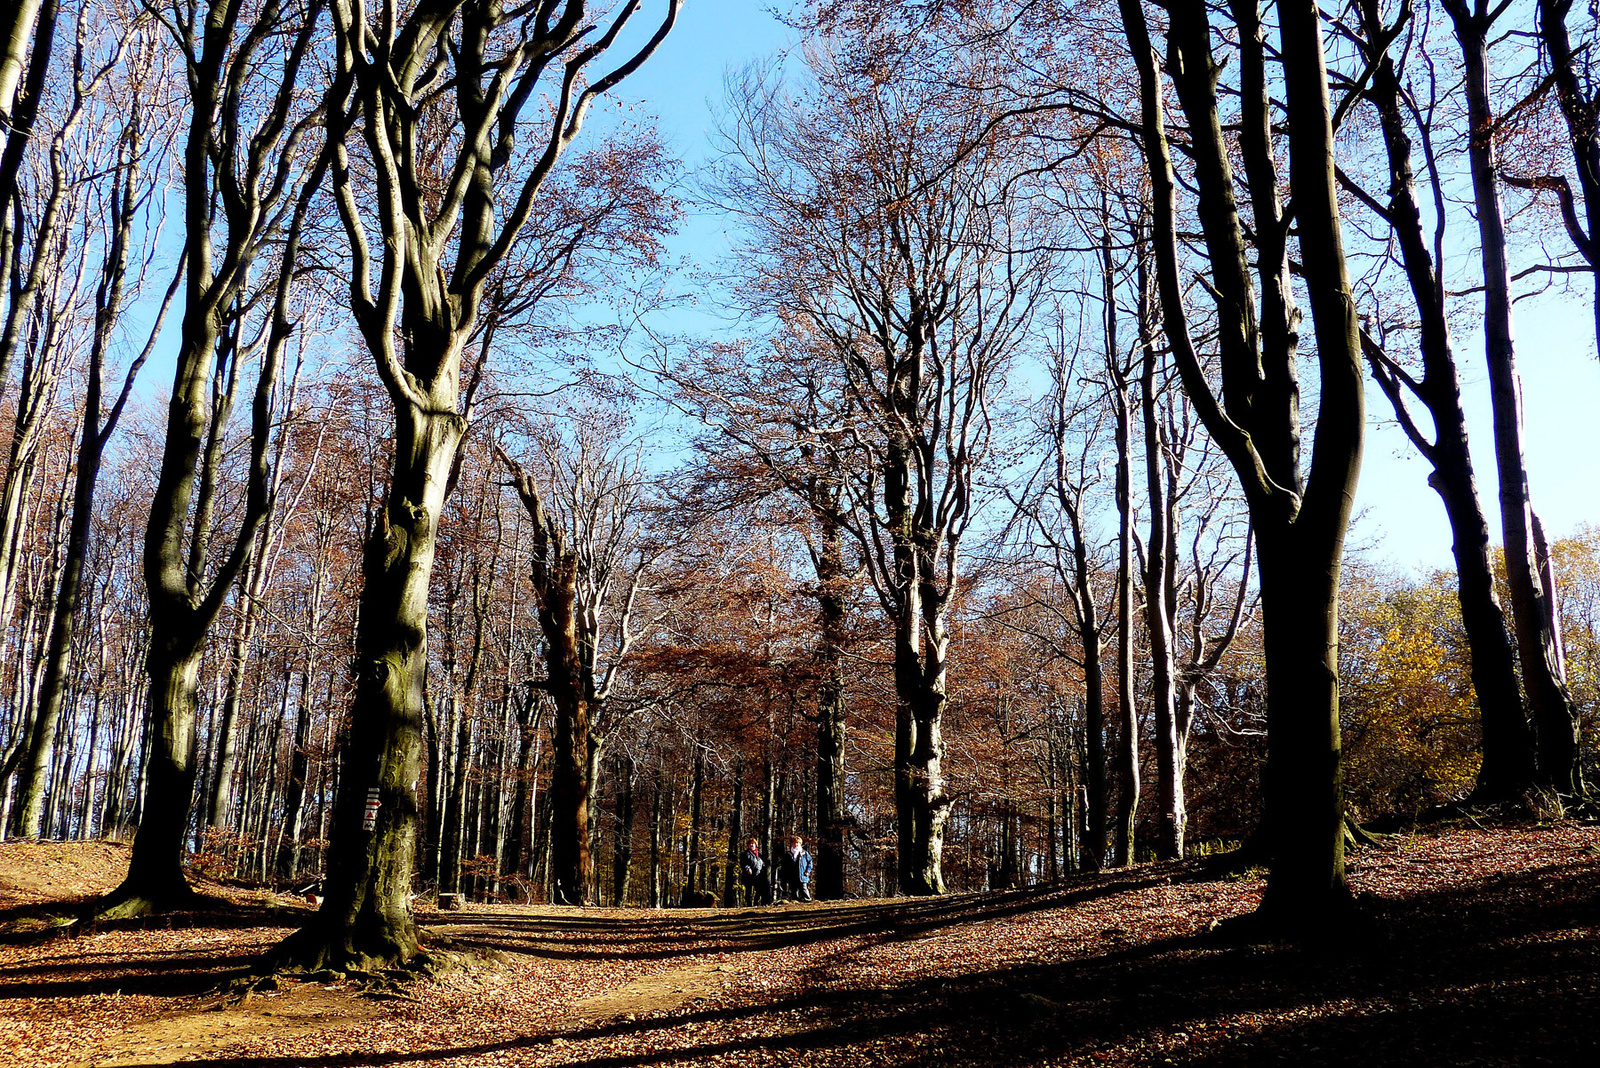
<box><xmin>11</xmin><ymin>32</ymin><xmax>182</xmax><ymax>837</ymax></box>
<box><xmin>1442</xmin><ymin>0</ymin><xmax>1584</xmax><ymax>796</ymax></box>
<box><xmin>1118</xmin><ymin>0</ymin><xmax>1366</xmax><ymax>929</ymax></box>
<box><xmin>275</xmin><ymin>0</ymin><xmax>680</xmax><ymax>970</ymax></box>
<box><xmin>709</xmin><ymin>31</ymin><xmax>1061</xmax><ymax>893</ymax></box>
<box><xmin>497</xmin><ymin>408</ymin><xmax>664</xmax><ymax>906</ymax></box>
<box><xmin>1335</xmin><ymin>0</ymin><xmax>1537</xmax><ymax>802</ymax></box>
<box><xmin>98</xmin><ymin>0</ymin><xmax>328</xmax><ymax>916</ymax></box>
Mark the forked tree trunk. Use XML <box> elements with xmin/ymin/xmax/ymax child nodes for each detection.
<box><xmin>1121</xmin><ymin>0</ymin><xmax>1362</xmax><ymax>930</ymax></box>
<box><xmin>1259</xmin><ymin>0</ymin><xmax>1363</xmax><ymax>923</ymax></box>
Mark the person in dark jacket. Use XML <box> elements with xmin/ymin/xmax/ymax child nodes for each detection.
<box><xmin>739</xmin><ymin>837</ymin><xmax>767</xmax><ymax>906</ymax></box>
<box><xmin>777</xmin><ymin>835</ymin><xmax>813</xmax><ymax>903</ymax></box>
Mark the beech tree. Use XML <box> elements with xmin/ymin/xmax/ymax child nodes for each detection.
<box><xmin>1012</xmin><ymin>327</ymin><xmax>1114</xmax><ymax>874</ymax></box>
<box><xmin>1118</xmin><ymin>0</ymin><xmax>1366</xmax><ymax>928</ymax></box>
<box><xmin>498</xmin><ymin>407</ymin><xmax>665</xmax><ymax>906</ymax></box>
<box><xmin>98</xmin><ymin>0</ymin><xmax>327</xmax><ymax>916</ymax></box>
<box><xmin>1334</xmin><ymin>0</ymin><xmax>1537</xmax><ymax>802</ymax></box>
<box><xmin>1442</xmin><ymin>0</ymin><xmax>1585</xmax><ymax>798</ymax></box>
<box><xmin>277</xmin><ymin>0</ymin><xmax>680</xmax><ymax>970</ymax></box>
<box><xmin>710</xmin><ymin>27</ymin><xmax>1062</xmax><ymax>891</ymax></box>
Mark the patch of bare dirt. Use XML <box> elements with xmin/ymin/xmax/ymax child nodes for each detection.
<box><xmin>0</xmin><ymin>824</ymin><xmax>1596</xmax><ymax>1067</ymax></box>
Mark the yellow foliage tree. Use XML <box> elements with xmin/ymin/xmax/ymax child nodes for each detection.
<box><xmin>1340</xmin><ymin>568</ymin><xmax>1483</xmax><ymax>816</ymax></box>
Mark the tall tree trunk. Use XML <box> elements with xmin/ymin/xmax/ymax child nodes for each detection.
<box><xmin>813</xmin><ymin>514</ymin><xmax>849</xmax><ymax>900</ymax></box>
<box><xmin>1112</xmin><ymin>370</ymin><xmax>1138</xmax><ymax>867</ymax></box>
<box><xmin>648</xmin><ymin>771</ymin><xmax>665</xmax><ymax>908</ymax></box>
<box><xmin>612</xmin><ymin>753</ymin><xmax>634</xmax><ymax>906</ymax></box>
<box><xmin>502</xmin><ymin>695</ymin><xmax>538</xmax><ymax>897</ymax></box>
<box><xmin>1350</xmin><ymin>0</ymin><xmax>1535</xmax><ymax>799</ymax></box>
<box><xmin>278</xmin><ymin>670</ymin><xmax>314</xmax><ymax>881</ymax></box>
<box><xmin>279</xmin><ymin>404</ymin><xmax>462</xmax><ymax>967</ymax></box>
<box><xmin>686</xmin><ymin>742</ymin><xmax>704</xmax><ymax>893</ymax></box>
<box><xmin>548</xmin><ymin>677</ymin><xmax>592</xmax><ymax>905</ymax></box>
<box><xmin>724</xmin><ymin>765</ymin><xmax>743</xmax><ymax>905</ymax></box>
<box><xmin>438</xmin><ymin>689</ymin><xmax>471</xmax><ymax>897</ymax></box>
<box><xmin>1143</xmin><ymin>331</ymin><xmax>1183</xmax><ymax>861</ymax></box>
<box><xmin>1446</xmin><ymin>0</ymin><xmax>1583</xmax><ymax>796</ymax></box>
<box><xmin>109</xmin><ymin>639</ymin><xmax>205</xmax><ymax>911</ymax></box>
<box><xmin>207</xmin><ymin>545</ymin><xmax>273</xmax><ymax>831</ymax></box>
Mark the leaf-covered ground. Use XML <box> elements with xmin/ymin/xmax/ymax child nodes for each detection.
<box><xmin>1</xmin><ymin>824</ymin><xmax>1596</xmax><ymax>1067</ymax></box>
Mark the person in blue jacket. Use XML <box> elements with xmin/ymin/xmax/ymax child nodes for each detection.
<box><xmin>778</xmin><ymin>835</ymin><xmax>813</xmax><ymax>903</ymax></box>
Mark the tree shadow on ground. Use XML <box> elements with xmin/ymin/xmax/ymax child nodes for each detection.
<box><xmin>0</xmin><ymin>948</ymin><xmax>259</xmax><ymax>999</ymax></box>
<box><xmin>105</xmin><ymin>852</ymin><xmax>1599</xmax><ymax>1067</ymax></box>
<box><xmin>0</xmin><ymin>894</ymin><xmax>312</xmax><ymax>947</ymax></box>
<box><xmin>426</xmin><ymin>863</ymin><xmax>1194</xmax><ymax>961</ymax></box>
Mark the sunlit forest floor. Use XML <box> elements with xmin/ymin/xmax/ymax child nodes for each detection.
<box><xmin>1</xmin><ymin>824</ymin><xmax>1596</xmax><ymax>1068</ymax></box>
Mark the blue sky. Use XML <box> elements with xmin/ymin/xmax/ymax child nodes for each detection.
<box><xmin>617</xmin><ymin>0</ymin><xmax>1600</xmax><ymax>574</ymax></box>
<box><xmin>117</xmin><ymin>2</ymin><xmax>1591</xmax><ymax>576</ymax></box>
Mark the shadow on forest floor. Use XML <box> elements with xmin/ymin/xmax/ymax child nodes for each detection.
<box><xmin>3</xmin><ymin>828</ymin><xmax>1597</xmax><ymax>1066</ymax></box>
<box><xmin>162</xmin><ymin>854</ymin><xmax>1600</xmax><ymax>1065</ymax></box>
<box><xmin>424</xmin><ymin>862</ymin><xmax>1195</xmax><ymax>962</ymax></box>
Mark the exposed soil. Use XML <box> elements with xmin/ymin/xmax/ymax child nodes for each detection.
<box><xmin>2</xmin><ymin>823</ymin><xmax>1596</xmax><ymax>1067</ymax></box>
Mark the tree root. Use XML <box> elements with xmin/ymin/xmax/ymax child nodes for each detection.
<box><xmin>1344</xmin><ymin>812</ymin><xmax>1394</xmax><ymax>851</ymax></box>
<box><xmin>239</xmin><ymin>928</ymin><xmax>500</xmax><ymax>1005</ymax></box>
<box><xmin>75</xmin><ymin>879</ymin><xmax>229</xmax><ymax>927</ymax></box>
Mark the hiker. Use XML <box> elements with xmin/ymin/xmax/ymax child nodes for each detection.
<box><xmin>739</xmin><ymin>837</ymin><xmax>767</xmax><ymax>906</ymax></box>
<box><xmin>777</xmin><ymin>835</ymin><xmax>813</xmax><ymax>903</ymax></box>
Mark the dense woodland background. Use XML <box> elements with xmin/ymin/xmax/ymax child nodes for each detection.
<box><xmin>0</xmin><ymin>0</ymin><xmax>1595</xmax><ymax>937</ymax></box>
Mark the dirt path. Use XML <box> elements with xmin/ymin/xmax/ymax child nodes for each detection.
<box><xmin>3</xmin><ymin>824</ymin><xmax>1597</xmax><ymax>1067</ymax></box>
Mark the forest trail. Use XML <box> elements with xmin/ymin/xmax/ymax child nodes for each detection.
<box><xmin>2</xmin><ymin>824</ymin><xmax>1597</xmax><ymax>1067</ymax></box>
